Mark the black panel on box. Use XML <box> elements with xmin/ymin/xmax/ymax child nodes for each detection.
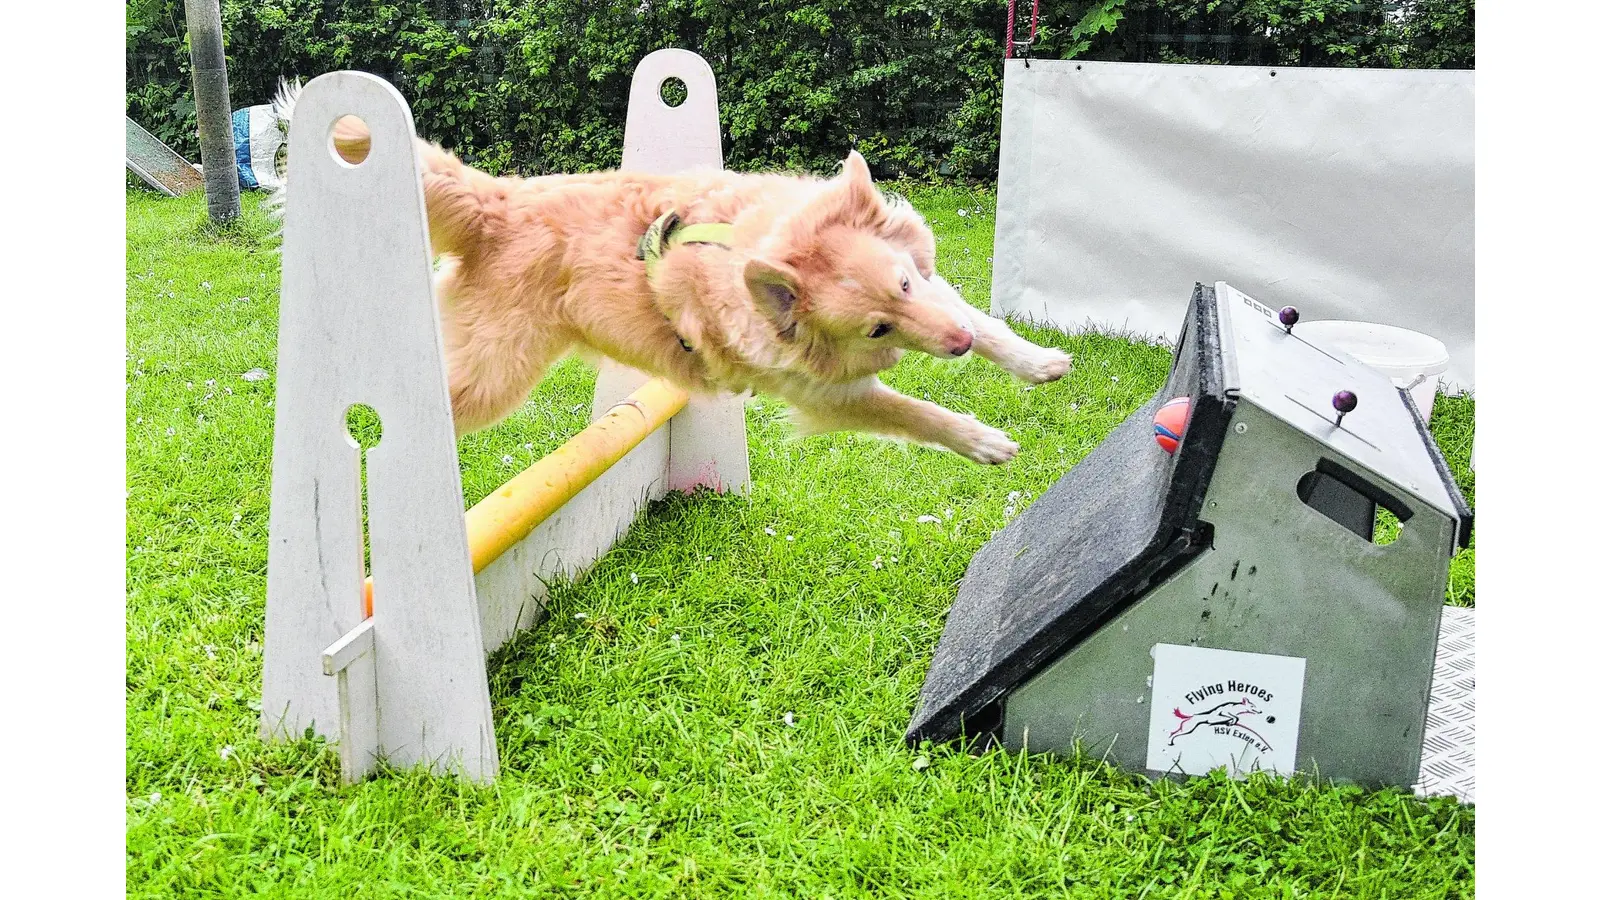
<box><xmin>906</xmin><ymin>284</ymin><xmax>1237</xmax><ymax>746</ymax></box>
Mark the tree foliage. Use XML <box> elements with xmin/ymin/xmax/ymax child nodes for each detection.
<box><xmin>126</xmin><ymin>1</ymin><xmax>1473</xmax><ymax>180</ymax></box>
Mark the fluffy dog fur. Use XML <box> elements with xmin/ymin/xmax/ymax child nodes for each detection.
<box><xmin>272</xmin><ymin>81</ymin><xmax>1072</xmax><ymax>464</ymax></box>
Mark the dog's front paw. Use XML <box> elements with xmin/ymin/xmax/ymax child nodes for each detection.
<box><xmin>1014</xmin><ymin>348</ymin><xmax>1074</xmax><ymax>384</ymax></box>
<box><xmin>948</xmin><ymin>417</ymin><xmax>1020</xmax><ymax>465</ymax></box>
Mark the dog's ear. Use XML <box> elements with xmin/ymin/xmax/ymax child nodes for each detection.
<box><xmin>839</xmin><ymin>150</ymin><xmax>873</xmax><ymax>189</ymax></box>
<box><xmin>744</xmin><ymin>258</ymin><xmax>802</xmax><ymax>339</ymax></box>
<box><xmin>881</xmin><ymin>196</ymin><xmax>937</xmax><ymax>279</ymax></box>
<box><xmin>829</xmin><ymin>150</ymin><xmax>885</xmax><ymax>228</ymax></box>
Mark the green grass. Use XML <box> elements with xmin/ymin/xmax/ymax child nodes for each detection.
<box><xmin>127</xmin><ymin>187</ymin><xmax>1474</xmax><ymax>898</ymax></box>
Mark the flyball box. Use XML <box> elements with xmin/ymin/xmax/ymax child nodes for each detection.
<box><xmin>907</xmin><ymin>282</ymin><xmax>1473</xmax><ymax>794</ymax></box>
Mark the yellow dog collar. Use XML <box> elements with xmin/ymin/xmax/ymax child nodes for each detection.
<box><xmin>637</xmin><ymin>210</ymin><xmax>734</xmax><ymax>282</ymax></box>
<box><xmin>637</xmin><ymin>210</ymin><xmax>735</xmax><ymax>352</ymax></box>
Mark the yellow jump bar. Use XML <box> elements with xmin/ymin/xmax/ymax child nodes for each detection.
<box><xmin>362</xmin><ymin>377</ymin><xmax>689</xmax><ymax>617</ymax></box>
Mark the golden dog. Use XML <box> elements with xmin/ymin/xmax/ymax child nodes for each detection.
<box><xmin>273</xmin><ymin>83</ymin><xmax>1072</xmax><ymax>464</ymax></box>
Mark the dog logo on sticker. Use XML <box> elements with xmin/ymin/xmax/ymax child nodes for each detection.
<box><xmin>1168</xmin><ymin>681</ymin><xmax>1279</xmax><ymax>753</ymax></box>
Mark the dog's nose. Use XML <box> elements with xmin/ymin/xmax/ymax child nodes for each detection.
<box><xmin>948</xmin><ymin>333</ymin><xmax>973</xmax><ymax>357</ymax></box>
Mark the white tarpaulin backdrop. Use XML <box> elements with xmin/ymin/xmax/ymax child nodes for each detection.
<box><xmin>992</xmin><ymin>60</ymin><xmax>1474</xmax><ymax>389</ymax></box>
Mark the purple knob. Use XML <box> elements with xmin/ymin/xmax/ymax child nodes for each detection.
<box><xmin>1331</xmin><ymin>390</ymin><xmax>1357</xmax><ymax>427</ymax></box>
<box><xmin>1278</xmin><ymin>306</ymin><xmax>1300</xmax><ymax>328</ymax></box>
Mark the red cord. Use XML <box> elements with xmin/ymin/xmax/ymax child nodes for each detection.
<box><xmin>1005</xmin><ymin>0</ymin><xmax>1017</xmax><ymax>59</ymax></box>
<box><xmin>1005</xmin><ymin>0</ymin><xmax>1042</xmax><ymax>60</ymax></box>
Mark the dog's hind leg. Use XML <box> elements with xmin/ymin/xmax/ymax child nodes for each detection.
<box><xmin>436</xmin><ymin>268</ymin><xmax>574</xmax><ymax>435</ymax></box>
<box><xmin>445</xmin><ymin>327</ymin><xmax>572</xmax><ymax>435</ymax></box>
<box><xmin>927</xmin><ymin>277</ymin><xmax>1073</xmax><ymax>384</ymax></box>
<box><xmin>787</xmin><ymin>377</ymin><xmax>1019</xmax><ymax>465</ymax></box>
<box><xmin>443</xmin><ymin>326</ymin><xmax>570</xmax><ymax>435</ymax></box>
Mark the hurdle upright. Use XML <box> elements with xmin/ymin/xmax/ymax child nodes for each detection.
<box><xmin>260</xmin><ymin>51</ymin><xmax>749</xmax><ymax>784</ymax></box>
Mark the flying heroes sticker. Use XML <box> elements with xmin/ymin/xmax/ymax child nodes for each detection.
<box><xmin>1145</xmin><ymin>644</ymin><xmax>1307</xmax><ymax>778</ymax></box>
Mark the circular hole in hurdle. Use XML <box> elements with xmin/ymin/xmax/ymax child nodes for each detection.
<box><xmin>659</xmin><ymin>76</ymin><xmax>688</xmax><ymax>108</ymax></box>
<box><xmin>328</xmin><ymin>115</ymin><xmax>371</xmax><ymax>167</ymax></box>
<box><xmin>344</xmin><ymin>403</ymin><xmax>383</xmax><ymax>450</ymax></box>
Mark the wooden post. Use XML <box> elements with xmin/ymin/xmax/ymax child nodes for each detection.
<box><xmin>262</xmin><ymin>72</ymin><xmax>493</xmax><ymax>782</ymax></box>
<box><xmin>602</xmin><ymin>48</ymin><xmax>751</xmax><ymax>497</ymax></box>
<box><xmin>184</xmin><ymin>0</ymin><xmax>241</xmax><ymax>224</ymax></box>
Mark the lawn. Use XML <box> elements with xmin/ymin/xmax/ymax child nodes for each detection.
<box><xmin>126</xmin><ymin>186</ymin><xmax>1474</xmax><ymax>898</ymax></box>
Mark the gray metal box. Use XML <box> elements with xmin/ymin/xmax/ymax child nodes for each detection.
<box><xmin>908</xmin><ymin>282</ymin><xmax>1471</xmax><ymax>789</ymax></box>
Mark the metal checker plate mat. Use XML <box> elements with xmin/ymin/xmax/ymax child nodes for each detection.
<box><xmin>1413</xmin><ymin>605</ymin><xmax>1474</xmax><ymax>803</ymax></box>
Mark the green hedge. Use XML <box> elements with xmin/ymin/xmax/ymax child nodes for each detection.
<box><xmin>126</xmin><ymin>1</ymin><xmax>1472</xmax><ymax>180</ymax></box>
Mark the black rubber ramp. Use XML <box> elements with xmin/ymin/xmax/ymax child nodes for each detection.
<box><xmin>906</xmin><ymin>284</ymin><xmax>1237</xmax><ymax>746</ymax></box>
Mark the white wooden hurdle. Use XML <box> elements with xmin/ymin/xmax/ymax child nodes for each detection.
<box><xmin>260</xmin><ymin>51</ymin><xmax>750</xmax><ymax>783</ymax></box>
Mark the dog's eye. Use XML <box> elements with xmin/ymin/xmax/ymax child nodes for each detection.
<box><xmin>899</xmin><ymin>275</ymin><xmax>911</xmax><ymax>294</ymax></box>
<box><xmin>868</xmin><ymin>323</ymin><xmax>893</xmax><ymax>339</ymax></box>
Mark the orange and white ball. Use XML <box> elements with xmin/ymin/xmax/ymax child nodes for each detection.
<box><xmin>1153</xmin><ymin>397</ymin><xmax>1190</xmax><ymax>454</ymax></box>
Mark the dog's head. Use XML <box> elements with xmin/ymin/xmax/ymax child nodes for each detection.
<box><xmin>744</xmin><ymin>152</ymin><xmax>974</xmax><ymax>360</ymax></box>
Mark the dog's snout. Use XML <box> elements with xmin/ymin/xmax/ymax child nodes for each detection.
<box><xmin>948</xmin><ymin>333</ymin><xmax>974</xmax><ymax>357</ymax></box>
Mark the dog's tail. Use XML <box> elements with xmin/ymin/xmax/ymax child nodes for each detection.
<box><xmin>269</xmin><ymin>78</ymin><xmax>500</xmax><ymax>257</ymax></box>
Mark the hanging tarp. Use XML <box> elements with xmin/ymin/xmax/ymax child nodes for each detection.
<box><xmin>991</xmin><ymin>60</ymin><xmax>1475</xmax><ymax>388</ymax></box>
<box><xmin>232</xmin><ymin>103</ymin><xmax>289</xmax><ymax>191</ymax></box>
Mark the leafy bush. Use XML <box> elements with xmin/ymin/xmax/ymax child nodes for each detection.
<box><xmin>126</xmin><ymin>1</ymin><xmax>1472</xmax><ymax>180</ymax></box>
<box><xmin>1042</xmin><ymin>1</ymin><xmax>1474</xmax><ymax>69</ymax></box>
